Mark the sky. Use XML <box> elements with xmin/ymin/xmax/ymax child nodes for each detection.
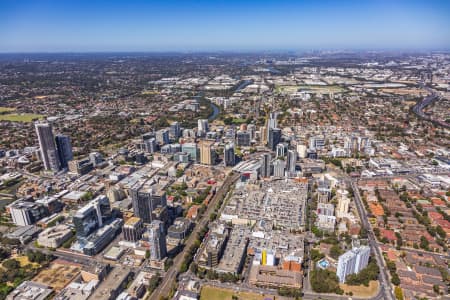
<box><xmin>0</xmin><ymin>0</ymin><xmax>450</xmax><ymax>52</ymax></box>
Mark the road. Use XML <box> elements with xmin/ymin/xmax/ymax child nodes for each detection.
<box><xmin>150</xmin><ymin>172</ymin><xmax>240</xmax><ymax>299</ymax></box>
<box><xmin>412</xmin><ymin>84</ymin><xmax>449</xmax><ymax>129</ymax></box>
<box><xmin>349</xmin><ymin>179</ymin><xmax>395</xmax><ymax>300</ymax></box>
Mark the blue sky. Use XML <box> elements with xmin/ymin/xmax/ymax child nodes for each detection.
<box><xmin>0</xmin><ymin>0</ymin><xmax>449</xmax><ymax>52</ymax></box>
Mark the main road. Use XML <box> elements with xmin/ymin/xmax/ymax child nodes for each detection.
<box><xmin>412</xmin><ymin>84</ymin><xmax>449</xmax><ymax>129</ymax></box>
<box><xmin>150</xmin><ymin>171</ymin><xmax>240</xmax><ymax>299</ymax></box>
<box><xmin>349</xmin><ymin>179</ymin><xmax>395</xmax><ymax>300</ymax></box>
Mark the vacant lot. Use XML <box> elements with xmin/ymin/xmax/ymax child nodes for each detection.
<box><xmin>200</xmin><ymin>286</ymin><xmax>272</xmax><ymax>300</ymax></box>
<box><xmin>340</xmin><ymin>280</ymin><xmax>379</xmax><ymax>297</ymax></box>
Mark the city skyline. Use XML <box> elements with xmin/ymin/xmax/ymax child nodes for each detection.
<box><xmin>1</xmin><ymin>0</ymin><xmax>450</xmax><ymax>52</ymax></box>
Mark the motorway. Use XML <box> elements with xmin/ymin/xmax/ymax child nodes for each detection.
<box><xmin>412</xmin><ymin>84</ymin><xmax>449</xmax><ymax>129</ymax></box>
<box><xmin>150</xmin><ymin>171</ymin><xmax>240</xmax><ymax>299</ymax></box>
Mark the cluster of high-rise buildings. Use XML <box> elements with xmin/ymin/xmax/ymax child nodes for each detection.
<box><xmin>35</xmin><ymin>122</ymin><xmax>73</xmax><ymax>172</ymax></box>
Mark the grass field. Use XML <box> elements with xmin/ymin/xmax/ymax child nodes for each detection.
<box><xmin>200</xmin><ymin>286</ymin><xmax>272</xmax><ymax>300</ymax></box>
<box><xmin>0</xmin><ymin>113</ymin><xmax>44</xmax><ymax>122</ymax></box>
<box><xmin>14</xmin><ymin>256</ymin><xmax>40</xmax><ymax>268</ymax></box>
<box><xmin>340</xmin><ymin>280</ymin><xmax>379</xmax><ymax>297</ymax></box>
<box><xmin>0</xmin><ymin>107</ymin><xmax>16</xmax><ymax>113</ymax></box>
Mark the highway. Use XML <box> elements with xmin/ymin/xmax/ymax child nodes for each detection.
<box><xmin>412</xmin><ymin>84</ymin><xmax>449</xmax><ymax>129</ymax></box>
<box><xmin>150</xmin><ymin>172</ymin><xmax>240</xmax><ymax>299</ymax></box>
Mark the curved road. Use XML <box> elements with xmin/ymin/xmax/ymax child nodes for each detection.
<box><xmin>412</xmin><ymin>85</ymin><xmax>449</xmax><ymax>129</ymax></box>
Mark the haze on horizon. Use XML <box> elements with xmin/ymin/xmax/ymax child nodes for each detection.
<box><xmin>1</xmin><ymin>0</ymin><xmax>450</xmax><ymax>53</ymax></box>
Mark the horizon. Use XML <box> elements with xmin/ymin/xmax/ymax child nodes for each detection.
<box><xmin>1</xmin><ymin>0</ymin><xmax>450</xmax><ymax>52</ymax></box>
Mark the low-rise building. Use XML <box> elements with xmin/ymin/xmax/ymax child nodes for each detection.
<box><xmin>38</xmin><ymin>224</ymin><xmax>73</xmax><ymax>248</ymax></box>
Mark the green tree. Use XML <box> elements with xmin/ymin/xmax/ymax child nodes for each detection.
<box><xmin>419</xmin><ymin>236</ymin><xmax>429</xmax><ymax>251</ymax></box>
<box><xmin>394</xmin><ymin>286</ymin><xmax>404</xmax><ymax>300</ymax></box>
<box><xmin>391</xmin><ymin>273</ymin><xmax>401</xmax><ymax>286</ymax></box>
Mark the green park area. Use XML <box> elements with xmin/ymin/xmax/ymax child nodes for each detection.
<box><xmin>200</xmin><ymin>286</ymin><xmax>271</xmax><ymax>300</ymax></box>
<box><xmin>0</xmin><ymin>107</ymin><xmax>44</xmax><ymax>122</ymax></box>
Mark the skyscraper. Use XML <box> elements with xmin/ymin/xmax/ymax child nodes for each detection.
<box><xmin>224</xmin><ymin>143</ymin><xmax>235</xmax><ymax>167</ymax></box>
<box><xmin>181</xmin><ymin>142</ymin><xmax>199</xmax><ymax>162</ymax></box>
<box><xmin>273</xmin><ymin>159</ymin><xmax>286</xmax><ymax>177</ymax></box>
<box><xmin>260</xmin><ymin>153</ymin><xmax>271</xmax><ymax>178</ymax></box>
<box><xmin>276</xmin><ymin>143</ymin><xmax>285</xmax><ymax>158</ymax></box>
<box><xmin>73</xmin><ymin>195</ymin><xmax>111</xmax><ymax>237</ymax></box>
<box><xmin>336</xmin><ymin>246</ymin><xmax>370</xmax><ymax>283</ymax></box>
<box><xmin>286</xmin><ymin>149</ymin><xmax>297</xmax><ymax>173</ymax></box>
<box><xmin>123</xmin><ymin>217</ymin><xmax>144</xmax><ymax>243</ymax></box>
<box><xmin>131</xmin><ymin>184</ymin><xmax>167</xmax><ymax>224</ymax></box>
<box><xmin>169</xmin><ymin>121</ymin><xmax>181</xmax><ymax>139</ymax></box>
<box><xmin>198</xmin><ymin>119</ymin><xmax>209</xmax><ymax>136</ymax></box>
<box><xmin>35</xmin><ymin>122</ymin><xmax>60</xmax><ymax>171</ymax></box>
<box><xmin>236</xmin><ymin>130</ymin><xmax>251</xmax><ymax>147</ymax></box>
<box><xmin>199</xmin><ymin>140</ymin><xmax>215</xmax><ymax>165</ymax></box>
<box><xmin>268</xmin><ymin>127</ymin><xmax>281</xmax><ymax>151</ymax></box>
<box><xmin>149</xmin><ymin>220</ymin><xmax>167</xmax><ymax>261</ymax></box>
<box><xmin>55</xmin><ymin>134</ymin><xmax>73</xmax><ymax>169</ymax></box>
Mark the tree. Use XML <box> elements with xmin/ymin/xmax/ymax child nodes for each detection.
<box><xmin>148</xmin><ymin>273</ymin><xmax>162</xmax><ymax>293</ymax></box>
<box><xmin>394</xmin><ymin>286</ymin><xmax>404</xmax><ymax>300</ymax></box>
<box><xmin>419</xmin><ymin>236</ymin><xmax>429</xmax><ymax>251</ymax></box>
<box><xmin>2</xmin><ymin>259</ymin><xmax>19</xmax><ymax>270</ymax></box>
<box><xmin>310</xmin><ymin>268</ymin><xmax>343</xmax><ymax>294</ymax></box>
<box><xmin>436</xmin><ymin>225</ymin><xmax>446</xmax><ymax>239</ymax></box>
<box><xmin>310</xmin><ymin>249</ymin><xmax>325</xmax><ymax>262</ymax></box>
<box><xmin>432</xmin><ymin>284</ymin><xmax>440</xmax><ymax>294</ymax></box>
<box><xmin>391</xmin><ymin>273</ymin><xmax>401</xmax><ymax>286</ymax></box>
<box><xmin>329</xmin><ymin>244</ymin><xmax>343</xmax><ymax>260</ymax></box>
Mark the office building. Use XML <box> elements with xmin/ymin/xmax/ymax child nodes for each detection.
<box><xmin>169</xmin><ymin>121</ymin><xmax>181</xmax><ymax>139</ymax></box>
<box><xmin>37</xmin><ymin>224</ymin><xmax>73</xmax><ymax>248</ymax></box>
<box><xmin>236</xmin><ymin>130</ymin><xmax>251</xmax><ymax>147</ymax></box>
<box><xmin>8</xmin><ymin>200</ymin><xmax>48</xmax><ymax>226</ymax></box>
<box><xmin>276</xmin><ymin>143</ymin><xmax>285</xmax><ymax>158</ymax></box>
<box><xmin>73</xmin><ymin>195</ymin><xmax>111</xmax><ymax>237</ymax></box>
<box><xmin>89</xmin><ymin>152</ymin><xmax>103</xmax><ymax>166</ymax></box>
<box><xmin>268</xmin><ymin>128</ymin><xmax>281</xmax><ymax>151</ymax></box>
<box><xmin>286</xmin><ymin>149</ymin><xmax>297</xmax><ymax>173</ymax></box>
<box><xmin>268</xmin><ymin>112</ymin><xmax>277</xmax><ymax>130</ymax></box>
<box><xmin>7</xmin><ymin>281</ymin><xmax>53</xmax><ymax>300</ymax></box>
<box><xmin>123</xmin><ymin>217</ymin><xmax>144</xmax><ymax>243</ymax></box>
<box><xmin>35</xmin><ymin>122</ymin><xmax>60</xmax><ymax>171</ymax></box>
<box><xmin>82</xmin><ymin>219</ymin><xmax>123</xmax><ymax>256</ymax></box>
<box><xmin>149</xmin><ymin>220</ymin><xmax>167</xmax><ymax>261</ymax></box>
<box><xmin>141</xmin><ymin>137</ymin><xmax>157</xmax><ymax>153</ymax></box>
<box><xmin>68</xmin><ymin>158</ymin><xmax>94</xmax><ymax>175</ymax></box>
<box><xmin>197</xmin><ymin>119</ymin><xmax>209</xmax><ymax>136</ymax></box>
<box><xmin>260</xmin><ymin>153</ymin><xmax>271</xmax><ymax>178</ymax></box>
<box><xmin>223</xmin><ymin>143</ymin><xmax>235</xmax><ymax>167</ymax></box>
<box><xmin>336</xmin><ymin>246</ymin><xmax>370</xmax><ymax>283</ymax></box>
<box><xmin>273</xmin><ymin>159</ymin><xmax>286</xmax><ymax>178</ymax></box>
<box><xmin>181</xmin><ymin>143</ymin><xmax>198</xmax><ymax>162</ymax></box>
<box><xmin>260</xmin><ymin>126</ymin><xmax>268</xmax><ymax>145</ymax></box>
<box><xmin>199</xmin><ymin>140</ymin><xmax>215</xmax><ymax>165</ymax></box>
<box><xmin>130</xmin><ymin>182</ymin><xmax>167</xmax><ymax>224</ymax></box>
<box><xmin>296</xmin><ymin>144</ymin><xmax>307</xmax><ymax>158</ymax></box>
<box><xmin>55</xmin><ymin>134</ymin><xmax>73</xmax><ymax>169</ymax></box>
<box><xmin>156</xmin><ymin>129</ymin><xmax>170</xmax><ymax>145</ymax></box>
<box><xmin>168</xmin><ymin>218</ymin><xmax>193</xmax><ymax>240</ymax></box>
<box><xmin>337</xmin><ymin>189</ymin><xmax>350</xmax><ymax>217</ymax></box>
<box><xmin>247</xmin><ymin>124</ymin><xmax>256</xmax><ymax>140</ymax></box>
<box><xmin>309</xmin><ymin>136</ymin><xmax>325</xmax><ymax>150</ymax></box>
